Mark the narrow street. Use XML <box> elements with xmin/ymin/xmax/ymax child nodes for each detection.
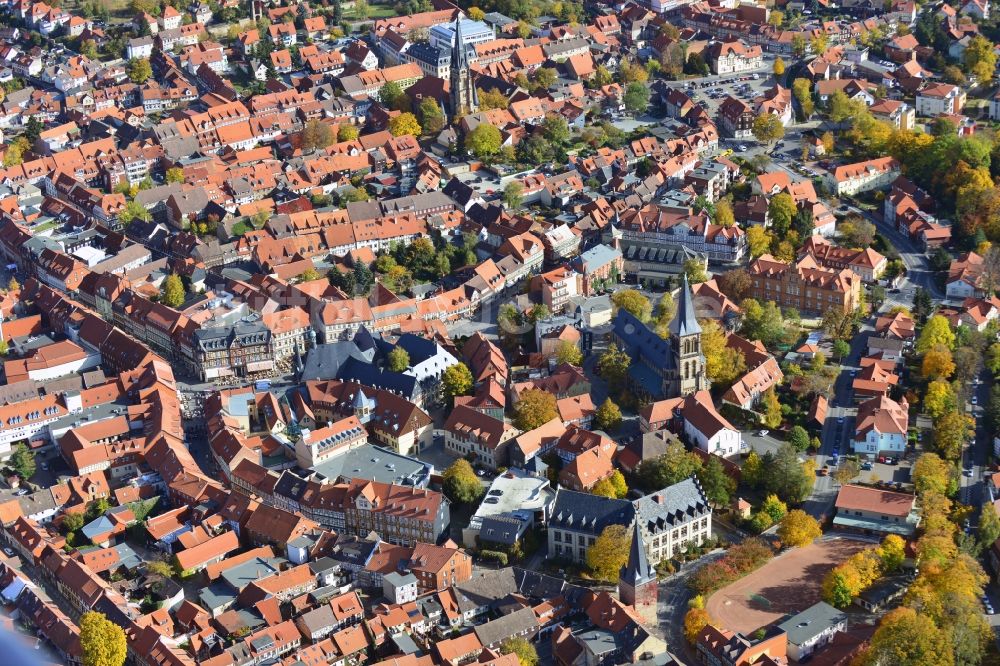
<box><xmin>658</xmin><ymin>550</ymin><xmax>728</xmax><ymax>665</ymax></box>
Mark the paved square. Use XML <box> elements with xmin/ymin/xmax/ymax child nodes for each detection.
<box><xmin>706</xmin><ymin>537</ymin><xmax>870</xmax><ymax>634</ymax></box>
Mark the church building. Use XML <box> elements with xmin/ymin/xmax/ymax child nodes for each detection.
<box><xmin>611</xmin><ymin>275</ymin><xmax>708</xmax><ymax>400</ymax></box>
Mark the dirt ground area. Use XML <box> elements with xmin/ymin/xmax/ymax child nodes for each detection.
<box><xmin>706</xmin><ymin>537</ymin><xmax>870</xmax><ymax>634</ymax></box>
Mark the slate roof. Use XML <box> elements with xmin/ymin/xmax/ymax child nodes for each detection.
<box><xmin>548</xmin><ymin>488</ymin><xmax>634</xmax><ymax>536</ymax></box>
<box><xmin>337</xmin><ymin>356</ymin><xmax>419</xmax><ymax>400</ymax></box>
<box><xmin>634</xmin><ymin>477</ymin><xmax>710</xmax><ymax>535</ymax></box>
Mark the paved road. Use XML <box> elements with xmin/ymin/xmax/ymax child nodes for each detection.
<box><xmin>658</xmin><ymin>549</ymin><xmax>728</xmax><ymax>665</ymax></box>
<box><xmin>800</xmin><ymin>327</ymin><xmax>871</xmax><ymax>520</ymax></box>
<box><xmin>961</xmin><ymin>370</ymin><xmax>990</xmax><ymax>515</ymax></box>
<box><xmin>843</xmin><ymin>202</ymin><xmax>943</xmax><ymax>302</ymax></box>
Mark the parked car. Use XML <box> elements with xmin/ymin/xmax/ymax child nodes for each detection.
<box><xmin>861</xmin><ymin>461</ymin><xmax>873</xmax><ymax>471</ymax></box>
<box><xmin>757</xmin><ymin>429</ymin><xmax>769</xmax><ymax>436</ymax></box>
<box><xmin>820</xmin><ymin>466</ymin><xmax>829</xmax><ymax>476</ymax></box>
<box><xmin>1</xmin><ymin>547</ymin><xmax>13</xmax><ymax>557</ymax></box>
<box><xmin>964</xmin><ymin>469</ymin><xmax>974</xmax><ymax>477</ymax></box>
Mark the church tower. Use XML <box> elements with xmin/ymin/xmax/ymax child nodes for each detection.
<box><xmin>619</xmin><ymin>518</ymin><xmax>657</xmax><ymax>610</ymax></box>
<box><xmin>670</xmin><ymin>274</ymin><xmax>708</xmax><ymax>397</ymax></box>
<box><xmin>450</xmin><ymin>16</ymin><xmax>478</xmax><ymax>118</ymax></box>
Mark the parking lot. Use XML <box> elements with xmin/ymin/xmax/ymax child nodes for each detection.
<box><xmin>680</xmin><ymin>65</ymin><xmax>781</xmax><ymax>119</ymax></box>
<box><xmin>452</xmin><ymin>168</ymin><xmax>502</xmax><ymax>196</ymax></box>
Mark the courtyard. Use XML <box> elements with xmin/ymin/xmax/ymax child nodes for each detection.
<box><xmin>705</xmin><ymin>537</ymin><xmax>871</xmax><ymax>634</ymax></box>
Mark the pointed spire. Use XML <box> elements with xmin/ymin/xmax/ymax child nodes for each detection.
<box><xmin>669</xmin><ymin>273</ymin><xmax>702</xmax><ymax>338</ymax></box>
<box><xmin>453</xmin><ymin>15</ymin><xmax>468</xmax><ymax>70</ymax></box>
<box><xmin>620</xmin><ymin>518</ymin><xmax>654</xmax><ymax>587</ymax></box>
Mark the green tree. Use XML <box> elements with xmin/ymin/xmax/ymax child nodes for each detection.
<box><xmin>541</xmin><ymin>115</ymin><xmax>571</xmax><ymax>147</ymax></box>
<box><xmin>824</xmin><ymin>571</ymin><xmax>854</xmax><ymax>608</ymax></box>
<box><xmin>338</xmin><ymin>124</ymin><xmax>359</xmax><ymax>141</ymax></box>
<box><xmin>923</xmin><ymin>379</ymin><xmax>956</xmax><ymax>419</ymax></box>
<box><xmin>788</xmin><ymin>425</ymin><xmax>810</xmax><ymax>452</ymax></box>
<box><xmin>624</xmin><ymin>82</ymin><xmax>650</xmax><ymax>114</ymax></box>
<box><xmin>832</xmin><ymin>339</ymin><xmax>851</xmax><ymax>360</ymax></box>
<box><xmin>586</xmin><ymin>524</ymin><xmax>630</xmax><ymax>581</ymax></box>
<box><xmin>777</xmin><ymin>509</ymin><xmax>822</xmax><ymax>547</ymax></box>
<box><xmin>697</xmin><ymin>455</ymin><xmax>736</xmax><ymax>506</ymax></box>
<box><xmin>740</xmin><ymin>299</ymin><xmax>786</xmax><ymax>347</ymax></box>
<box><xmin>684</xmin><ymin>259</ymin><xmax>709</xmax><ymax>284</ymax></box>
<box><xmin>596</xmin><ymin>345</ymin><xmax>632</xmax><ymax>392</ymax></box>
<box><xmin>763</xmin><ymin>444</ymin><xmax>813</xmax><ymax>504</ymax></box>
<box><xmin>752</xmin><ymin>113</ymin><xmax>785</xmax><ymax>144</ymax></box>
<box><xmin>477</xmin><ymin>87</ymin><xmax>510</xmax><ymax>111</ymax></box>
<box><xmin>611</xmin><ymin>289</ymin><xmax>651</xmax><ymax>321</ymax></box>
<box><xmin>715</xmin><ymin>199</ymin><xmax>735</xmax><ymax>228</ymax></box>
<box><xmin>302</xmin><ymin>119</ymin><xmax>334</xmax><ymax>151</ymax></box>
<box><xmin>554</xmin><ymin>340</ymin><xmax>582</xmax><ymax>365</ymax></box>
<box><xmin>160</xmin><ymin>274</ymin><xmax>185</xmax><ymax>308</ymax></box>
<box><xmin>702</xmin><ymin>318</ymin><xmax>746</xmax><ymax>386</ymax></box>
<box><xmin>684</xmin><ymin>608</ymin><xmax>713</xmax><ymax>644</ymax></box>
<box><xmin>767</xmin><ymin>192</ymin><xmax>796</xmax><ymax>237</ymax></box>
<box><xmin>387</xmin><ymin>347</ymin><xmax>409</xmax><ymax>372</ymax></box>
<box><xmin>62</xmin><ymin>511</ymin><xmax>84</xmax><ymax>534</ymax></box>
<box><xmin>746</xmin><ymin>226</ymin><xmax>771</xmax><ymax>258</ymax></box>
<box><xmin>442</xmin><ymin>363</ymin><xmax>473</xmax><ymax>402</ymax></box>
<box><xmin>503</xmin><ymin>181</ymin><xmax>524</xmax><ymax>210</ymax></box>
<box><xmin>878</xmin><ymin>534</ymin><xmax>906</xmax><ymax>573</ymax></box>
<box><xmin>742</xmin><ymin>450</ymin><xmax>764</xmax><ymax>488</ymax></box>
<box><xmin>932</xmin><ymin>409</ymin><xmax>972</xmax><ymax>460</ymax></box>
<box><xmin>514</xmin><ymin>389</ymin><xmax>558</xmax><ymax>430</ymax></box>
<box><xmin>637</xmin><ymin>441</ymin><xmax>702</xmax><ymax>491</ymax></box>
<box><xmin>3</xmin><ymin>136</ymin><xmax>28</xmax><ymax>167</ymax></box>
<box><xmin>80</xmin><ymin>39</ymin><xmax>98</xmax><ymax>59</ymax></box>
<box><xmin>417</xmin><ymin>97</ymin><xmax>444</xmax><ymax>135</ymax></box>
<box><xmin>911</xmin><ymin>453</ymin><xmax>951</xmax><ymax>497</ymax></box>
<box><xmin>792</xmin><ymin>77</ymin><xmax>814</xmax><ymax>118</ymax></box>
<box><xmin>760</xmin><ymin>494</ymin><xmax>788</xmax><ymax>523</ymax></box>
<box><xmin>80</xmin><ymin>611</ymin><xmax>127</xmax><ymax>666</ymax></box>
<box><xmin>964</xmin><ymin>34</ymin><xmax>997</xmax><ymax>83</ymax></box>
<box><xmin>594</xmin><ymin>398</ymin><xmax>622</xmax><ymax>431</ymax></box>
<box><xmin>442</xmin><ymin>459</ymin><xmax>483</xmax><ymax>504</ymax></box>
<box><xmin>592</xmin><ymin>470</ymin><xmax>628</xmax><ymax>499</ymax></box>
<box><xmin>501</xmin><ymin>637</ymin><xmax>539</xmax><ymax>666</ymax></box>
<box><xmin>165</xmin><ymin>167</ymin><xmax>185</xmax><ymax>184</ymax></box>
<box><xmin>388</xmin><ymin>112</ymin><xmax>421</xmax><ymax>137</ymax></box>
<box><xmin>761</xmin><ymin>388</ymin><xmax>782</xmax><ymax>429</ymax></box>
<box><xmin>916</xmin><ymin>315</ymin><xmax>956</xmax><ymax>354</ymax></box>
<box><xmin>834</xmin><ymin>458</ymin><xmax>861</xmax><ymax>485</ymax></box>
<box><xmin>864</xmin><ymin>608</ymin><xmax>952</xmax><ymax>666</ymax></box>
<box><xmin>379</xmin><ymin>80</ymin><xmax>404</xmax><ymax>108</ymax></box>
<box><xmin>127</xmin><ymin>58</ymin><xmax>152</xmax><ymax>84</ymax></box>
<box><xmin>465</xmin><ymin>123</ymin><xmax>502</xmax><ymax>159</ymax></box>
<box><xmin>10</xmin><ymin>443</ymin><xmax>34</xmax><ymax>480</ymax></box>
<box><xmin>23</xmin><ymin>117</ymin><xmax>43</xmax><ymax>144</ymax></box>
<box><xmin>533</xmin><ymin>67</ymin><xmax>557</xmax><ymax>90</ymax></box>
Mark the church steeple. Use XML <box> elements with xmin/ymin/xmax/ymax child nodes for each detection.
<box><xmin>619</xmin><ymin>517</ymin><xmax>657</xmax><ymax>609</ymax></box>
<box><xmin>668</xmin><ymin>272</ymin><xmax>708</xmax><ymax>397</ymax></box>
<box><xmin>450</xmin><ymin>15</ymin><xmax>478</xmax><ymax>117</ymax></box>
<box><xmin>670</xmin><ymin>273</ymin><xmax>702</xmax><ymax>338</ymax></box>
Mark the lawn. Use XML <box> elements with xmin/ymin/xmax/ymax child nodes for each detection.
<box><xmin>344</xmin><ymin>2</ymin><xmax>399</xmax><ymax>20</ymax></box>
<box><xmin>705</xmin><ymin>537</ymin><xmax>869</xmax><ymax>634</ymax></box>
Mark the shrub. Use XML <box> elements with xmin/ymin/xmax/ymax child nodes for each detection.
<box><xmin>479</xmin><ymin>550</ymin><xmax>508</xmax><ymax>566</ymax></box>
<box><xmin>688</xmin><ymin>537</ymin><xmax>774</xmax><ymax>595</ymax></box>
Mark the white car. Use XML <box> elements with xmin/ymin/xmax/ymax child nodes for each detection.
<box><xmin>757</xmin><ymin>429</ymin><xmax>769</xmax><ymax>436</ymax></box>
